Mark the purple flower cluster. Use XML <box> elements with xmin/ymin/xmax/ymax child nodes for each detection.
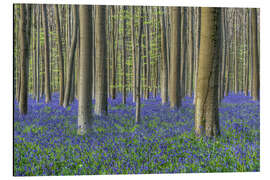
<box><xmin>13</xmin><ymin>92</ymin><xmax>259</xmax><ymax>175</ymax></box>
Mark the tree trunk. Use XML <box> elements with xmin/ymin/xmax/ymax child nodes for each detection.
<box><xmin>77</xmin><ymin>5</ymin><xmax>93</xmax><ymax>135</ymax></box>
<box><xmin>195</xmin><ymin>7</ymin><xmax>220</xmax><ymax>137</ymax></box>
<box><xmin>54</xmin><ymin>4</ymin><xmax>65</xmax><ymax>106</ymax></box>
<box><xmin>122</xmin><ymin>6</ymin><xmax>127</xmax><ymax>104</ymax></box>
<box><xmin>145</xmin><ymin>7</ymin><xmax>150</xmax><ymax>100</ymax></box>
<box><xmin>42</xmin><ymin>4</ymin><xmax>51</xmax><ymax>103</ymax></box>
<box><xmin>135</xmin><ymin>7</ymin><xmax>144</xmax><ymax>124</ymax></box>
<box><xmin>159</xmin><ymin>7</ymin><xmax>168</xmax><ymax>104</ymax></box>
<box><xmin>193</xmin><ymin>8</ymin><xmax>201</xmax><ymax>104</ymax></box>
<box><xmin>234</xmin><ymin>14</ymin><xmax>238</xmax><ymax>94</ymax></box>
<box><xmin>131</xmin><ymin>6</ymin><xmax>136</xmax><ymax>102</ymax></box>
<box><xmin>187</xmin><ymin>8</ymin><xmax>193</xmax><ymax>97</ymax></box>
<box><xmin>251</xmin><ymin>8</ymin><xmax>260</xmax><ymax>101</ymax></box>
<box><xmin>63</xmin><ymin>5</ymin><xmax>78</xmax><ymax>107</ymax></box>
<box><xmin>19</xmin><ymin>4</ymin><xmax>31</xmax><ymax>114</ymax></box>
<box><xmin>32</xmin><ymin>10</ymin><xmax>36</xmax><ymax>98</ymax></box>
<box><xmin>169</xmin><ymin>7</ymin><xmax>181</xmax><ymax>109</ymax></box>
<box><xmin>94</xmin><ymin>5</ymin><xmax>108</xmax><ymax>115</ymax></box>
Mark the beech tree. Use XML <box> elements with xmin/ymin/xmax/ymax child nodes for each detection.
<box><xmin>169</xmin><ymin>7</ymin><xmax>181</xmax><ymax>109</ymax></box>
<box><xmin>251</xmin><ymin>8</ymin><xmax>260</xmax><ymax>101</ymax></box>
<box><xmin>159</xmin><ymin>6</ymin><xmax>168</xmax><ymax>105</ymax></box>
<box><xmin>195</xmin><ymin>7</ymin><xmax>221</xmax><ymax>137</ymax></box>
<box><xmin>63</xmin><ymin>5</ymin><xmax>79</xmax><ymax>108</ymax></box>
<box><xmin>135</xmin><ymin>6</ymin><xmax>144</xmax><ymax>124</ymax></box>
<box><xmin>94</xmin><ymin>5</ymin><xmax>108</xmax><ymax>115</ymax></box>
<box><xmin>77</xmin><ymin>5</ymin><xmax>93</xmax><ymax>135</ymax></box>
<box><xmin>14</xmin><ymin>5</ymin><xmax>260</xmax><ymax>135</ymax></box>
<box><xmin>42</xmin><ymin>4</ymin><xmax>51</xmax><ymax>103</ymax></box>
<box><xmin>19</xmin><ymin>4</ymin><xmax>32</xmax><ymax>114</ymax></box>
<box><xmin>54</xmin><ymin>4</ymin><xmax>65</xmax><ymax>106</ymax></box>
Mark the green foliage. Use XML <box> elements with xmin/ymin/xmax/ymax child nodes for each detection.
<box><xmin>23</xmin><ymin>124</ymin><xmax>47</xmax><ymax>134</ymax></box>
<box><xmin>43</xmin><ymin>106</ymin><xmax>52</xmax><ymax>113</ymax></box>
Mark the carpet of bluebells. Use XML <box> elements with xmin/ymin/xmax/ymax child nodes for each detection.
<box><xmin>13</xmin><ymin>93</ymin><xmax>260</xmax><ymax>176</ymax></box>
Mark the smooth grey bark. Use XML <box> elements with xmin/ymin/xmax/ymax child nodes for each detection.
<box><xmin>144</xmin><ymin>6</ymin><xmax>150</xmax><ymax>100</ymax></box>
<box><xmin>187</xmin><ymin>7</ymin><xmax>193</xmax><ymax>97</ymax></box>
<box><xmin>131</xmin><ymin>6</ymin><xmax>136</xmax><ymax>102</ymax></box>
<box><xmin>63</xmin><ymin>5</ymin><xmax>78</xmax><ymax>108</ymax></box>
<box><xmin>32</xmin><ymin>10</ymin><xmax>36</xmax><ymax>98</ymax></box>
<box><xmin>159</xmin><ymin>6</ymin><xmax>168</xmax><ymax>104</ymax></box>
<box><xmin>193</xmin><ymin>7</ymin><xmax>201</xmax><ymax>104</ymax></box>
<box><xmin>169</xmin><ymin>7</ymin><xmax>181</xmax><ymax>109</ymax></box>
<box><xmin>19</xmin><ymin>4</ymin><xmax>31</xmax><ymax>114</ymax></box>
<box><xmin>35</xmin><ymin>5</ymin><xmax>40</xmax><ymax>103</ymax></box>
<box><xmin>234</xmin><ymin>14</ymin><xmax>239</xmax><ymax>94</ymax></box>
<box><xmin>94</xmin><ymin>5</ymin><xmax>108</xmax><ymax>115</ymax></box>
<box><xmin>42</xmin><ymin>4</ymin><xmax>51</xmax><ymax>103</ymax></box>
<box><xmin>181</xmin><ymin>8</ymin><xmax>187</xmax><ymax>98</ymax></box>
<box><xmin>77</xmin><ymin>5</ymin><xmax>93</xmax><ymax>135</ymax></box>
<box><xmin>135</xmin><ymin>7</ymin><xmax>144</xmax><ymax>124</ymax></box>
<box><xmin>195</xmin><ymin>7</ymin><xmax>220</xmax><ymax>137</ymax></box>
<box><xmin>54</xmin><ymin>4</ymin><xmax>65</xmax><ymax>106</ymax></box>
<box><xmin>122</xmin><ymin>6</ymin><xmax>127</xmax><ymax>104</ymax></box>
<box><xmin>219</xmin><ymin>9</ymin><xmax>226</xmax><ymax>102</ymax></box>
<box><xmin>251</xmin><ymin>8</ymin><xmax>260</xmax><ymax>101</ymax></box>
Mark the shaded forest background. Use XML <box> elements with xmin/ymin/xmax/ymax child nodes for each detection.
<box><xmin>14</xmin><ymin>4</ymin><xmax>260</xmax><ymax>136</ymax></box>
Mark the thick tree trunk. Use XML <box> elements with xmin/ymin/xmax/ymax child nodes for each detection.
<box><xmin>251</xmin><ymin>8</ymin><xmax>260</xmax><ymax>101</ymax></box>
<box><xmin>169</xmin><ymin>7</ymin><xmax>181</xmax><ymax>109</ymax></box>
<box><xmin>77</xmin><ymin>5</ymin><xmax>93</xmax><ymax>135</ymax></box>
<box><xmin>19</xmin><ymin>4</ymin><xmax>31</xmax><ymax>114</ymax></box>
<box><xmin>94</xmin><ymin>5</ymin><xmax>108</xmax><ymax>115</ymax></box>
<box><xmin>159</xmin><ymin>7</ymin><xmax>168</xmax><ymax>104</ymax></box>
<box><xmin>195</xmin><ymin>7</ymin><xmax>220</xmax><ymax>137</ymax></box>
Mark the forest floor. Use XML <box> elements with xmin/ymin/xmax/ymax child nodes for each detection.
<box><xmin>13</xmin><ymin>93</ymin><xmax>260</xmax><ymax>175</ymax></box>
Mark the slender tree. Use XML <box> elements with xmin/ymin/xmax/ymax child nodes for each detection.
<box><xmin>54</xmin><ymin>4</ymin><xmax>65</xmax><ymax>106</ymax></box>
<box><xmin>187</xmin><ymin>8</ymin><xmax>193</xmax><ymax>97</ymax></box>
<box><xmin>63</xmin><ymin>5</ymin><xmax>79</xmax><ymax>107</ymax></box>
<box><xmin>135</xmin><ymin>6</ymin><xmax>144</xmax><ymax>124</ymax></box>
<box><xmin>131</xmin><ymin>6</ymin><xmax>136</xmax><ymax>102</ymax></box>
<box><xmin>35</xmin><ymin>5</ymin><xmax>40</xmax><ymax>102</ymax></box>
<box><xmin>122</xmin><ymin>6</ymin><xmax>127</xmax><ymax>104</ymax></box>
<box><xmin>94</xmin><ymin>5</ymin><xmax>108</xmax><ymax>115</ymax></box>
<box><xmin>42</xmin><ymin>4</ymin><xmax>51</xmax><ymax>103</ymax></box>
